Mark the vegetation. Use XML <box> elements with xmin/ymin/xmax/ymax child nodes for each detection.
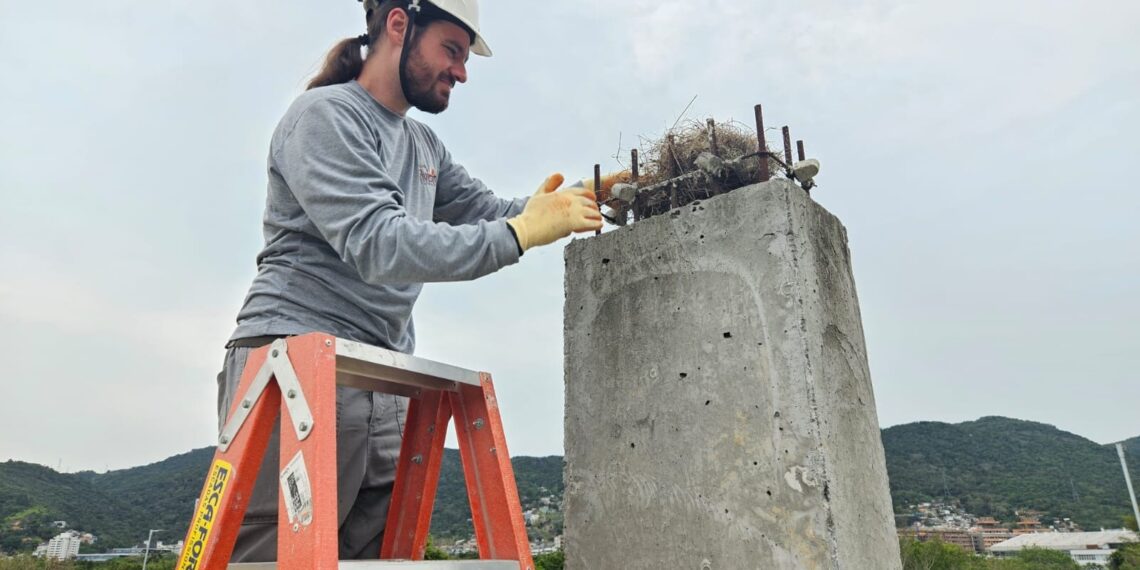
<box><xmin>0</xmin><ymin>555</ymin><xmax>175</xmax><ymax>569</ymax></box>
<box><xmin>884</xmin><ymin>417</ymin><xmax>1140</xmax><ymax>528</ymax></box>
<box><xmin>1111</xmin><ymin>543</ymin><xmax>1140</xmax><ymax>570</ymax></box>
<box><xmin>899</xmin><ymin>539</ymin><xmax>1080</xmax><ymax>570</ymax></box>
<box><xmin>2</xmin><ymin>416</ymin><xmax>1136</xmax><ymax>558</ymax></box>
<box><xmin>1</xmin><ymin>448</ymin><xmax>562</xmax><ymax>553</ymax></box>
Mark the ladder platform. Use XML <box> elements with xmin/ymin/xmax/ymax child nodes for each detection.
<box><xmin>334</xmin><ymin>337</ymin><xmax>482</xmax><ymax>398</ymax></box>
<box><xmin>230</xmin><ymin>561</ymin><xmax>519</xmax><ymax>569</ymax></box>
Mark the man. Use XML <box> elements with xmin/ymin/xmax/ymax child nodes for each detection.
<box><xmin>217</xmin><ymin>0</ymin><xmax>612</xmax><ymax>561</ymax></box>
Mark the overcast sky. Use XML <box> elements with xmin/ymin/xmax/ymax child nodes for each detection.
<box><xmin>2</xmin><ymin>1</ymin><xmax>1137</xmax><ymax>473</ymax></box>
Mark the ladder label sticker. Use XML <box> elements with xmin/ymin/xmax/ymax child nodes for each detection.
<box><xmin>178</xmin><ymin>459</ymin><xmax>233</xmax><ymax>570</ymax></box>
<box><xmin>280</xmin><ymin>450</ymin><xmax>314</xmax><ymax>527</ymax></box>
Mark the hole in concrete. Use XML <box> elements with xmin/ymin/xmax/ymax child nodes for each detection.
<box><xmin>766</xmin><ymin>489</ymin><xmax>772</xmax><ymax>497</ymax></box>
<box><xmin>773</xmin><ymin>411</ymin><xmax>781</xmax><ymax>418</ymax></box>
<box><xmin>752</xmin><ymin>461</ymin><xmax>758</xmax><ymax>466</ymax></box>
<box><xmin>704</xmin><ymin>400</ymin><xmax>711</xmax><ymax>406</ymax></box>
<box><xmin>699</xmin><ymin>234</ymin><xmax>705</xmax><ymax>239</ymax></box>
<box><xmin>602</xmin><ymin>258</ymin><xmax>611</xmax><ymax>265</ymax></box>
<box><xmin>630</xmin><ymin>442</ymin><xmax>636</xmax><ymax>449</ymax></box>
<box><xmin>779</xmin><ymin>427</ymin><xmax>784</xmax><ymax>432</ymax></box>
<box><xmin>679</xmin><ymin>372</ymin><xmax>688</xmax><ymax>379</ymax></box>
<box><xmin>724</xmin><ymin>509</ymin><xmax>729</xmax><ymax>514</ymax></box>
<box><xmin>723</xmin><ymin>332</ymin><xmax>732</xmax><ymax>338</ymax></box>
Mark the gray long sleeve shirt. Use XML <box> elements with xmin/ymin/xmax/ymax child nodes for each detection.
<box><xmin>230</xmin><ymin>81</ymin><xmax>527</xmax><ymax>353</ymax></box>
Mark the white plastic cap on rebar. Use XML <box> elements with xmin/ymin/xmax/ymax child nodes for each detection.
<box><xmin>793</xmin><ymin>158</ymin><xmax>820</xmax><ymax>183</ymax></box>
<box><xmin>365</xmin><ymin>0</ymin><xmax>492</xmax><ymax>57</ymax></box>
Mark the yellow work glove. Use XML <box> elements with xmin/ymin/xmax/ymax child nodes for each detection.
<box><xmin>507</xmin><ymin>173</ymin><xmax>603</xmax><ymax>252</ymax></box>
<box><xmin>579</xmin><ymin>170</ymin><xmax>632</xmax><ymax>202</ymax></box>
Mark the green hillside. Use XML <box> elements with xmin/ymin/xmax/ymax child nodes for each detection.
<box><xmin>1</xmin><ymin>416</ymin><xmax>1137</xmax><ymax>554</ymax></box>
<box><xmin>0</xmin><ymin>461</ymin><xmax>140</xmax><ymax>551</ymax></box>
<box><xmin>882</xmin><ymin>416</ymin><xmax>1139</xmax><ymax>529</ymax></box>
<box><xmin>0</xmin><ymin>448</ymin><xmax>561</xmax><ymax>553</ymax></box>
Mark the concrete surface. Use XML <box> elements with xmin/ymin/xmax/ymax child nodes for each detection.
<box><xmin>563</xmin><ymin>179</ymin><xmax>900</xmax><ymax>569</ymax></box>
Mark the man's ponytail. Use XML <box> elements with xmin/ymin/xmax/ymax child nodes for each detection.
<box><xmin>307</xmin><ymin>36</ymin><xmax>367</xmax><ymax>90</ymax></box>
<box><xmin>306</xmin><ymin>0</ymin><xmax>401</xmax><ymax>90</ymax></box>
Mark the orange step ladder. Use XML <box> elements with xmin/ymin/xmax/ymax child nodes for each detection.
<box><xmin>178</xmin><ymin>332</ymin><xmax>535</xmax><ymax>570</ymax></box>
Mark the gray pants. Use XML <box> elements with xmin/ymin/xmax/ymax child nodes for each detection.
<box><xmin>217</xmin><ymin>345</ymin><xmax>408</xmax><ymax>562</ymax></box>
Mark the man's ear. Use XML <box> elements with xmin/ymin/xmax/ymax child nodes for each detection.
<box><xmin>386</xmin><ymin>8</ymin><xmax>409</xmax><ymax>48</ymax></box>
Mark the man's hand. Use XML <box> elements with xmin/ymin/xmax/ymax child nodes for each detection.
<box><xmin>508</xmin><ymin>174</ymin><xmax>603</xmax><ymax>252</ymax></box>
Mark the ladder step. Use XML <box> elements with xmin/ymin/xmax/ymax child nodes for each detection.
<box><xmin>229</xmin><ymin>561</ymin><xmax>521</xmax><ymax>570</ymax></box>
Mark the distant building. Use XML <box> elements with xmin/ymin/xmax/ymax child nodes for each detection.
<box><xmin>41</xmin><ymin>531</ymin><xmax>81</xmax><ymax>560</ymax></box>
<box><xmin>1013</xmin><ymin>517</ymin><xmax>1043</xmax><ymax>535</ymax></box>
<box><xmin>989</xmin><ymin>529</ymin><xmax>1139</xmax><ymax>567</ymax></box>
<box><xmin>973</xmin><ymin>517</ymin><xmax>1014</xmax><ymax>552</ymax></box>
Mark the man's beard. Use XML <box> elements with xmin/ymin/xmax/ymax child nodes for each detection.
<box><xmin>401</xmin><ymin>42</ymin><xmax>454</xmax><ymax>114</ymax></box>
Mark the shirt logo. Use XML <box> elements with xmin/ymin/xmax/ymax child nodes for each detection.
<box><xmin>418</xmin><ymin>165</ymin><xmax>438</xmax><ymax>186</ymax></box>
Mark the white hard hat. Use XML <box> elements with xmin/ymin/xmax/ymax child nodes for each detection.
<box><xmin>363</xmin><ymin>0</ymin><xmax>492</xmax><ymax>57</ymax></box>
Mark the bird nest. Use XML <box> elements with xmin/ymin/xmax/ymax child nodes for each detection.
<box><xmin>603</xmin><ymin>119</ymin><xmax>786</xmax><ymax>223</ymax></box>
<box><xmin>636</xmin><ymin>119</ymin><xmax>775</xmax><ymax>187</ymax></box>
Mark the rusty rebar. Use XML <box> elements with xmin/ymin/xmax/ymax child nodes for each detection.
<box><xmin>594</xmin><ymin>164</ymin><xmax>602</xmax><ymax>236</ymax></box>
<box><xmin>706</xmin><ymin>118</ymin><xmax>719</xmax><ymax>156</ymax></box>
<box><xmin>631</xmin><ymin>149</ymin><xmax>641</xmax><ymax>222</ymax></box>
<box><xmin>796</xmin><ymin>140</ymin><xmax>806</xmax><ymax>162</ymax></box>
<box><xmin>754</xmin><ymin>104</ymin><xmax>770</xmax><ymax>182</ymax></box>
<box><xmin>666</xmin><ymin>134</ymin><xmax>680</xmax><ymax>178</ymax></box>
<box><xmin>782</xmin><ymin>126</ymin><xmax>793</xmax><ymax>173</ymax></box>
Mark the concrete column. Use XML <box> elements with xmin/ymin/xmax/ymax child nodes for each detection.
<box><xmin>563</xmin><ymin>179</ymin><xmax>900</xmax><ymax>569</ymax></box>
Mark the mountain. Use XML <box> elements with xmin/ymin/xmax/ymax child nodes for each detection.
<box><xmin>0</xmin><ymin>447</ymin><xmax>560</xmax><ymax>551</ymax></box>
<box><xmin>1</xmin><ymin>416</ymin><xmax>1136</xmax><ymax>554</ymax></box>
<box><xmin>0</xmin><ymin>448</ymin><xmax>211</xmax><ymax>552</ymax></box>
<box><xmin>1124</xmin><ymin>436</ymin><xmax>1140</xmax><ymax>459</ymax></box>
<box><xmin>882</xmin><ymin>416</ymin><xmax>1139</xmax><ymax>529</ymax></box>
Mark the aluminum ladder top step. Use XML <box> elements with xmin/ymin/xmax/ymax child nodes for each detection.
<box><xmin>230</xmin><ymin>561</ymin><xmax>520</xmax><ymax>570</ymax></box>
<box><xmin>332</xmin><ymin>337</ymin><xmax>482</xmax><ymax>399</ymax></box>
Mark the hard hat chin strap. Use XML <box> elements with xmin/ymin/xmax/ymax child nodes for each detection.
<box><xmin>398</xmin><ymin>0</ymin><xmax>422</xmax><ymax>108</ymax></box>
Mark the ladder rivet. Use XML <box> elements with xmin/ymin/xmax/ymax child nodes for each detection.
<box><xmin>411</xmin><ymin>454</ymin><xmax>423</xmax><ymax>464</ymax></box>
<box><xmin>490</xmin><ymin>447</ymin><xmax>496</xmax><ymax>455</ymax></box>
<box><xmin>271</xmin><ymin>349</ymin><xmax>279</xmax><ymax>358</ymax></box>
<box><xmin>287</xmin><ymin>389</ymin><xmax>297</xmax><ymax>399</ymax></box>
<box><xmin>241</xmin><ymin>400</ymin><xmax>251</xmax><ymax>409</ymax></box>
<box><xmin>324</xmin><ymin>339</ymin><xmax>332</xmax><ymax>347</ymax></box>
<box><xmin>292</xmin><ymin>524</ymin><xmax>300</xmax><ymax>533</ymax></box>
<box><xmin>299</xmin><ymin>422</ymin><xmax>309</xmax><ymax>432</ymax></box>
<box><xmin>473</xmin><ymin>418</ymin><xmax>485</xmax><ymax>429</ymax></box>
<box><xmin>219</xmin><ymin>435</ymin><xmax>229</xmax><ymax>444</ymax></box>
<box><xmin>427</xmin><ymin>425</ymin><xmax>435</xmax><ymax>433</ymax></box>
